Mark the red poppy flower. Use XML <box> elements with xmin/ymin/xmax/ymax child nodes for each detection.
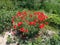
<box><xmin>13</xmin><ymin>25</ymin><xmax>17</xmax><ymax>29</ymax></box>
<box><xmin>20</xmin><ymin>28</ymin><xmax>25</xmax><ymax>32</ymax></box>
<box><xmin>35</xmin><ymin>12</ymin><xmax>48</xmax><ymax>21</ymax></box>
<box><xmin>39</xmin><ymin>24</ymin><xmax>45</xmax><ymax>29</ymax></box>
<box><xmin>18</xmin><ymin>22</ymin><xmax>23</xmax><ymax>27</ymax></box>
<box><xmin>29</xmin><ymin>21</ymin><xmax>36</xmax><ymax>25</ymax></box>
<box><xmin>38</xmin><ymin>14</ymin><xmax>46</xmax><ymax>21</ymax></box>
<box><xmin>17</xmin><ymin>11</ymin><xmax>21</xmax><ymax>16</ymax></box>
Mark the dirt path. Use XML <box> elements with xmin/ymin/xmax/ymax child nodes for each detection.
<box><xmin>0</xmin><ymin>32</ymin><xmax>9</xmax><ymax>45</ymax></box>
<box><xmin>0</xmin><ymin>31</ymin><xmax>17</xmax><ymax>45</ymax></box>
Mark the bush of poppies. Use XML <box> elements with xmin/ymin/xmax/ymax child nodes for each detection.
<box><xmin>12</xmin><ymin>11</ymin><xmax>48</xmax><ymax>39</ymax></box>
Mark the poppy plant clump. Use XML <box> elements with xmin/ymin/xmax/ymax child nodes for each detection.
<box><xmin>11</xmin><ymin>11</ymin><xmax>48</xmax><ymax>38</ymax></box>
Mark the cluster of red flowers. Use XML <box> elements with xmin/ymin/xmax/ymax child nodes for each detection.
<box><xmin>39</xmin><ymin>24</ymin><xmax>45</xmax><ymax>29</ymax></box>
<box><xmin>29</xmin><ymin>21</ymin><xmax>36</xmax><ymax>26</ymax></box>
<box><xmin>34</xmin><ymin>12</ymin><xmax>48</xmax><ymax>21</ymax></box>
<box><xmin>12</xmin><ymin>11</ymin><xmax>48</xmax><ymax>33</ymax></box>
<box><xmin>20</xmin><ymin>28</ymin><xmax>28</xmax><ymax>33</ymax></box>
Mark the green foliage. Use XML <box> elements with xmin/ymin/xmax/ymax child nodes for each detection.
<box><xmin>0</xmin><ymin>0</ymin><xmax>60</xmax><ymax>14</ymax></box>
<box><xmin>47</xmin><ymin>14</ymin><xmax>60</xmax><ymax>29</ymax></box>
<box><xmin>0</xmin><ymin>0</ymin><xmax>45</xmax><ymax>10</ymax></box>
<box><xmin>44</xmin><ymin>0</ymin><xmax>60</xmax><ymax>14</ymax></box>
<box><xmin>13</xmin><ymin>0</ymin><xmax>42</xmax><ymax>10</ymax></box>
<box><xmin>0</xmin><ymin>10</ymin><xmax>17</xmax><ymax>33</ymax></box>
<box><xmin>48</xmin><ymin>14</ymin><xmax>60</xmax><ymax>24</ymax></box>
<box><xmin>0</xmin><ymin>0</ymin><xmax>15</xmax><ymax>10</ymax></box>
<box><xmin>7</xmin><ymin>35</ymin><xmax>12</xmax><ymax>44</ymax></box>
<box><xmin>6</xmin><ymin>35</ymin><xmax>16</xmax><ymax>44</ymax></box>
<box><xmin>50</xmin><ymin>34</ymin><xmax>60</xmax><ymax>45</ymax></box>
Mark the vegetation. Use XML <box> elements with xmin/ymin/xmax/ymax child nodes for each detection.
<box><xmin>0</xmin><ymin>0</ymin><xmax>60</xmax><ymax>45</ymax></box>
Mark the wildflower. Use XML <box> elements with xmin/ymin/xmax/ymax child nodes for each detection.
<box><xmin>13</xmin><ymin>25</ymin><xmax>17</xmax><ymax>29</ymax></box>
<box><xmin>38</xmin><ymin>14</ymin><xmax>46</xmax><ymax>21</ymax></box>
<box><xmin>17</xmin><ymin>11</ymin><xmax>21</xmax><ymax>16</ymax></box>
<box><xmin>18</xmin><ymin>22</ymin><xmax>23</xmax><ymax>26</ymax></box>
<box><xmin>39</xmin><ymin>24</ymin><xmax>45</xmax><ymax>29</ymax></box>
<box><xmin>20</xmin><ymin>27</ymin><xmax>25</xmax><ymax>32</ymax></box>
<box><xmin>29</xmin><ymin>21</ymin><xmax>36</xmax><ymax>25</ymax></box>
